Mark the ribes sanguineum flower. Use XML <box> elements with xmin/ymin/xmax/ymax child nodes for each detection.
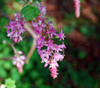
<box><xmin>39</xmin><ymin>5</ymin><xmax>46</xmax><ymax>17</ymax></box>
<box><xmin>7</xmin><ymin>13</ymin><xmax>26</xmax><ymax>43</ymax></box>
<box><xmin>73</xmin><ymin>0</ymin><xmax>80</xmax><ymax>18</ymax></box>
<box><xmin>32</xmin><ymin>4</ymin><xmax>66</xmax><ymax>79</ymax></box>
<box><xmin>12</xmin><ymin>51</ymin><xmax>25</xmax><ymax>73</ymax></box>
<box><xmin>7</xmin><ymin>3</ymin><xmax>66</xmax><ymax>79</ymax></box>
<box><xmin>57</xmin><ymin>29</ymin><xmax>65</xmax><ymax>40</ymax></box>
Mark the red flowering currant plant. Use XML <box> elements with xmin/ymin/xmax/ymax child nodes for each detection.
<box><xmin>6</xmin><ymin>0</ymin><xmax>80</xmax><ymax>79</ymax></box>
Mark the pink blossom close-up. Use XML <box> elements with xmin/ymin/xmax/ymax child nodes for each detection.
<box><xmin>7</xmin><ymin>13</ymin><xmax>26</xmax><ymax>43</ymax></box>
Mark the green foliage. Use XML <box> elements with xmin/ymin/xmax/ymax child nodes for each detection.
<box><xmin>15</xmin><ymin>0</ymin><xmax>21</xmax><ymax>2</ymax></box>
<box><xmin>4</xmin><ymin>61</ymin><xmax>12</xmax><ymax>70</ymax></box>
<box><xmin>0</xmin><ymin>17</ymin><xmax>9</xmax><ymax>28</ymax></box>
<box><xmin>66</xmin><ymin>61</ymin><xmax>79</xmax><ymax>86</ymax></box>
<box><xmin>30</xmin><ymin>70</ymin><xmax>40</xmax><ymax>79</ymax></box>
<box><xmin>0</xmin><ymin>0</ymin><xmax>5</xmax><ymax>9</ymax></box>
<box><xmin>0</xmin><ymin>67</ymin><xmax>7</xmax><ymax>78</ymax></box>
<box><xmin>63</xmin><ymin>26</ymin><xmax>72</xmax><ymax>35</ymax></box>
<box><xmin>5</xmin><ymin>78</ymin><xmax>16</xmax><ymax>88</ymax></box>
<box><xmin>21</xmin><ymin>5</ymin><xmax>40</xmax><ymax>21</ymax></box>
<box><xmin>37</xmin><ymin>0</ymin><xmax>41</xmax><ymax>2</ymax></box>
<box><xmin>78</xmin><ymin>51</ymin><xmax>87</xmax><ymax>60</ymax></box>
<box><xmin>63</xmin><ymin>21</ymin><xmax>77</xmax><ymax>35</ymax></box>
<box><xmin>80</xmin><ymin>25</ymin><xmax>95</xmax><ymax>37</ymax></box>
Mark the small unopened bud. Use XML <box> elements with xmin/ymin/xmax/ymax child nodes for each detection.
<box><xmin>18</xmin><ymin>51</ymin><xmax>23</xmax><ymax>54</ymax></box>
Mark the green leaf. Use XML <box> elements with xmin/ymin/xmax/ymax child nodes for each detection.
<box><xmin>21</xmin><ymin>5</ymin><xmax>40</xmax><ymax>21</ymax></box>
<box><xmin>33</xmin><ymin>7</ymin><xmax>40</xmax><ymax>17</ymax></box>
<box><xmin>5</xmin><ymin>78</ymin><xmax>16</xmax><ymax>88</ymax></box>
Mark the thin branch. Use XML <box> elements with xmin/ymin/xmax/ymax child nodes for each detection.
<box><xmin>10</xmin><ymin>43</ymin><xmax>17</xmax><ymax>54</ymax></box>
<box><xmin>24</xmin><ymin>22</ymin><xmax>36</xmax><ymax>63</ymax></box>
<box><xmin>0</xmin><ymin>57</ymin><xmax>12</xmax><ymax>61</ymax></box>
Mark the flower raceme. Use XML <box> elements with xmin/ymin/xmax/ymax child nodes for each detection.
<box><xmin>12</xmin><ymin>51</ymin><xmax>25</xmax><ymax>73</ymax></box>
<box><xmin>73</xmin><ymin>0</ymin><xmax>80</xmax><ymax>18</ymax></box>
<box><xmin>7</xmin><ymin>4</ymin><xmax>66</xmax><ymax>79</ymax></box>
<box><xmin>7</xmin><ymin>13</ymin><xmax>26</xmax><ymax>43</ymax></box>
<box><xmin>32</xmin><ymin>5</ymin><xmax>66</xmax><ymax>79</ymax></box>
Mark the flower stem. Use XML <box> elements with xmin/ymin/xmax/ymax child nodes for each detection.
<box><xmin>24</xmin><ymin>22</ymin><xmax>36</xmax><ymax>63</ymax></box>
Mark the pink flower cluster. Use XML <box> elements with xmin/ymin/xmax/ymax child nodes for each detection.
<box><xmin>7</xmin><ymin>13</ymin><xmax>26</xmax><ymax>43</ymax></box>
<box><xmin>12</xmin><ymin>51</ymin><xmax>25</xmax><ymax>73</ymax></box>
<box><xmin>32</xmin><ymin>5</ymin><xmax>66</xmax><ymax>79</ymax></box>
<box><xmin>6</xmin><ymin>3</ymin><xmax>66</xmax><ymax>79</ymax></box>
<box><xmin>73</xmin><ymin>0</ymin><xmax>80</xmax><ymax>18</ymax></box>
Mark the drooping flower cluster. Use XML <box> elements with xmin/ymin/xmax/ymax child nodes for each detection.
<box><xmin>32</xmin><ymin>5</ymin><xmax>66</xmax><ymax>79</ymax></box>
<box><xmin>6</xmin><ymin>2</ymin><xmax>66</xmax><ymax>79</ymax></box>
<box><xmin>73</xmin><ymin>0</ymin><xmax>80</xmax><ymax>18</ymax></box>
<box><xmin>7</xmin><ymin>13</ymin><xmax>26</xmax><ymax>43</ymax></box>
<box><xmin>12</xmin><ymin>51</ymin><xmax>25</xmax><ymax>73</ymax></box>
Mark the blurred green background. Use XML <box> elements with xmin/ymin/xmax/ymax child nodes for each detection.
<box><xmin>0</xmin><ymin>0</ymin><xmax>100</xmax><ymax>88</ymax></box>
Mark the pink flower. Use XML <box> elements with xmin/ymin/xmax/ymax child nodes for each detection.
<box><xmin>50</xmin><ymin>67</ymin><xmax>58</xmax><ymax>79</ymax></box>
<box><xmin>47</xmin><ymin>27</ymin><xmax>56</xmax><ymax>38</ymax></box>
<box><xmin>39</xmin><ymin>5</ymin><xmax>46</xmax><ymax>17</ymax></box>
<box><xmin>49</xmin><ymin>60</ymin><xmax>59</xmax><ymax>79</ymax></box>
<box><xmin>12</xmin><ymin>51</ymin><xmax>25</xmax><ymax>73</ymax></box>
<box><xmin>36</xmin><ymin>36</ymin><xmax>45</xmax><ymax>49</ymax></box>
<box><xmin>7</xmin><ymin>13</ymin><xmax>26</xmax><ymax>43</ymax></box>
<box><xmin>53</xmin><ymin>53</ymin><xmax>64</xmax><ymax>61</ymax></box>
<box><xmin>32</xmin><ymin>4</ymin><xmax>66</xmax><ymax>79</ymax></box>
<box><xmin>45</xmin><ymin>40</ymin><xmax>54</xmax><ymax>50</ymax></box>
<box><xmin>16</xmin><ymin>63</ymin><xmax>23</xmax><ymax>73</ymax></box>
<box><xmin>57</xmin><ymin>29</ymin><xmax>65</xmax><ymax>40</ymax></box>
<box><xmin>73</xmin><ymin>0</ymin><xmax>80</xmax><ymax>18</ymax></box>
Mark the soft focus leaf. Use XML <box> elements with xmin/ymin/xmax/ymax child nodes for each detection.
<box><xmin>5</xmin><ymin>78</ymin><xmax>16</xmax><ymax>88</ymax></box>
<box><xmin>21</xmin><ymin>5</ymin><xmax>40</xmax><ymax>21</ymax></box>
